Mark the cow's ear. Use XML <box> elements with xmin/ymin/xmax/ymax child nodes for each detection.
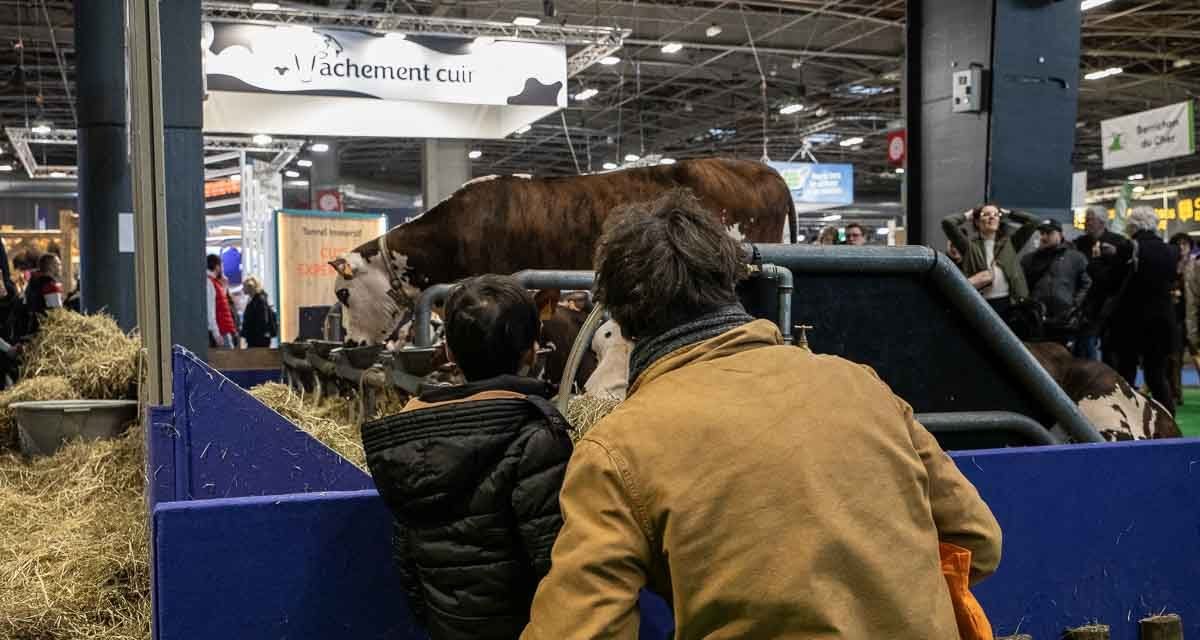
<box><xmin>534</xmin><ymin>289</ymin><xmax>560</xmax><ymax>321</ymax></box>
<box><xmin>329</xmin><ymin>257</ymin><xmax>354</xmax><ymax>280</ymax></box>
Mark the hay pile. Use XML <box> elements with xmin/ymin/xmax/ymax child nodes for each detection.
<box><xmin>23</xmin><ymin>309</ymin><xmax>140</xmax><ymax>400</ymax></box>
<box><xmin>0</xmin><ymin>376</ymin><xmax>79</xmax><ymax>450</ymax></box>
<box><xmin>250</xmin><ymin>383</ymin><xmax>368</xmax><ymax>469</ymax></box>
<box><xmin>565</xmin><ymin>394</ymin><xmax>621</xmax><ymax>442</ymax></box>
<box><xmin>0</xmin><ymin>425</ymin><xmax>149</xmax><ymax>640</ymax></box>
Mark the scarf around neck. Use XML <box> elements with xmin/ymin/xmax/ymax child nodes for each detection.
<box><xmin>628</xmin><ymin>305</ymin><xmax>755</xmax><ymax>388</ymax></box>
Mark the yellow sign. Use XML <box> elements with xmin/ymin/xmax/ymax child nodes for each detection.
<box><xmin>275</xmin><ymin>210</ymin><xmax>386</xmax><ymax>341</ymax></box>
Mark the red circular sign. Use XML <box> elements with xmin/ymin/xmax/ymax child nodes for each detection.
<box><xmin>887</xmin><ymin>134</ymin><xmax>906</xmax><ymax>164</ymax></box>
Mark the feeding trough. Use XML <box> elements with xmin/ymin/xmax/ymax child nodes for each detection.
<box><xmin>13</xmin><ymin>399</ymin><xmax>138</xmax><ymax>456</ymax></box>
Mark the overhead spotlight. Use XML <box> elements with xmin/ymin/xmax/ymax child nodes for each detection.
<box><xmin>297</xmin><ymin>159</ymin><xmax>313</xmax><ymax>168</ymax></box>
<box><xmin>1080</xmin><ymin>0</ymin><xmax>1113</xmax><ymax>10</ymax></box>
<box><xmin>705</xmin><ymin>24</ymin><xmax>722</xmax><ymax>38</ymax></box>
<box><xmin>895</xmin><ymin>167</ymin><xmax>905</xmax><ymax>174</ymax></box>
<box><xmin>661</xmin><ymin>42</ymin><xmax>683</xmax><ymax>54</ymax></box>
<box><xmin>284</xmin><ymin>170</ymin><xmax>300</xmax><ymax>178</ymax></box>
<box><xmin>1083</xmin><ymin>66</ymin><xmax>1122</xmax><ymax>80</ymax></box>
<box><xmin>515</xmin><ymin>124</ymin><xmax>532</xmax><ymax>134</ymax></box>
<box><xmin>1128</xmin><ymin>173</ymin><xmax>1144</xmax><ymax>181</ymax></box>
<box><xmin>624</xmin><ymin>153</ymin><xmax>640</xmax><ymax>162</ymax></box>
<box><xmin>49</xmin><ymin>171</ymin><xmax>67</xmax><ymax>178</ymax></box>
<box><xmin>468</xmin><ymin>149</ymin><xmax>483</xmax><ymax>159</ymax></box>
<box><xmin>473</xmin><ymin>36</ymin><xmax>496</xmax><ymax>47</ymax></box>
<box><xmin>819</xmin><ymin>214</ymin><xmax>842</xmax><ymax>222</ymax></box>
<box><xmin>384</xmin><ymin>32</ymin><xmax>407</xmax><ymax>41</ymax></box>
<box><xmin>574</xmin><ymin>88</ymin><xmax>598</xmax><ymax>101</ymax></box>
<box><xmin>599</xmin><ymin>56</ymin><xmax>621</xmax><ymax>66</ymax></box>
<box><xmin>251</xmin><ymin>2</ymin><xmax>281</xmax><ymax>9</ymax></box>
<box><xmin>659</xmin><ymin>158</ymin><xmax>676</xmax><ymax>165</ymax></box>
<box><xmin>779</xmin><ymin>103</ymin><xmax>804</xmax><ymax>115</ymax></box>
<box><xmin>839</xmin><ymin>136</ymin><xmax>864</xmax><ymax>147</ymax></box>
<box><xmin>31</xmin><ymin>122</ymin><xmax>52</xmax><ymax>136</ymax></box>
<box><xmin>791</xmin><ymin>59</ymin><xmax>804</xmax><ymax>70</ymax></box>
<box><xmin>252</xmin><ymin>133</ymin><xmax>273</xmax><ymax>146</ymax></box>
<box><xmin>309</xmin><ymin>142</ymin><xmax>330</xmax><ymax>153</ymax></box>
<box><xmin>513</xmin><ymin>16</ymin><xmax>541</xmax><ymax>26</ymax></box>
<box><xmin>602</xmin><ymin>162</ymin><xmax>618</xmax><ymax>170</ymax></box>
<box><xmin>1174</xmin><ymin>59</ymin><xmax>1193</xmax><ymax>69</ymax></box>
<box><xmin>0</xmin><ymin>164</ymin><xmax>12</xmax><ymax>172</ymax></box>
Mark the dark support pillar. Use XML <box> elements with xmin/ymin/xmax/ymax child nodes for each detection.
<box><xmin>74</xmin><ymin>0</ymin><xmax>136</xmax><ymax>329</ymax></box>
<box><xmin>160</xmin><ymin>0</ymin><xmax>207</xmax><ymax>355</ymax></box>
<box><xmin>906</xmin><ymin>0</ymin><xmax>1081</xmax><ymax>247</ymax></box>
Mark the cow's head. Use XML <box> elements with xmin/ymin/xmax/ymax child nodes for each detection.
<box><xmin>329</xmin><ymin>247</ymin><xmax>421</xmax><ymax>346</ymax></box>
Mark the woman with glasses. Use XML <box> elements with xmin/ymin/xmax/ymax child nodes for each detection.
<box><xmin>942</xmin><ymin>203</ymin><xmax>1040</xmax><ymax>317</ymax></box>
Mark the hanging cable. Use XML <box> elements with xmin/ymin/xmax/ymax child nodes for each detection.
<box><xmin>560</xmin><ymin>111</ymin><xmax>582</xmax><ymax>174</ymax></box>
<box><xmin>40</xmin><ymin>0</ymin><xmax>75</xmax><ymax>128</ymax></box>
<box><xmin>738</xmin><ymin>5</ymin><xmax>769</xmax><ymax>162</ymax></box>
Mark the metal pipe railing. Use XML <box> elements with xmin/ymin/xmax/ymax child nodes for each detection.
<box><xmin>759</xmin><ymin>263</ymin><xmax>794</xmax><ymax>344</ymax></box>
<box><xmin>915</xmin><ymin>411</ymin><xmax>1060</xmax><ymax>447</ymax></box>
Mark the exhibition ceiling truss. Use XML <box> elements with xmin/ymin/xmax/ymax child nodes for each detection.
<box><xmin>0</xmin><ymin>1</ymin><xmax>1197</xmax><ymax>191</ymax></box>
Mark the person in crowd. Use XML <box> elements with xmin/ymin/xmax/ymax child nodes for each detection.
<box><xmin>523</xmin><ymin>189</ymin><xmax>1001</xmax><ymax>640</ymax></box>
<box><xmin>1020</xmin><ymin>219</ymin><xmax>1091</xmax><ymax>344</ymax></box>
<box><xmin>845</xmin><ymin>222</ymin><xmax>867</xmax><ymax>246</ymax></box>
<box><xmin>206</xmin><ymin>254</ymin><xmax>238</xmax><ymax>349</ymax></box>
<box><xmin>1110</xmin><ymin>207</ymin><xmax>1178</xmax><ymax>414</ymax></box>
<box><xmin>1073</xmin><ymin>206</ymin><xmax>1133</xmax><ymax>363</ymax></box>
<box><xmin>0</xmin><ymin>237</ymin><xmax>18</xmax><ymax>388</ymax></box>
<box><xmin>25</xmin><ymin>253</ymin><xmax>64</xmax><ymax>317</ymax></box>
<box><xmin>942</xmin><ymin>203</ymin><xmax>1040</xmax><ymax>317</ymax></box>
<box><xmin>361</xmin><ymin>274</ymin><xmax>573</xmax><ymax>640</ymax></box>
<box><xmin>1168</xmin><ymin>233</ymin><xmax>1194</xmax><ymax>406</ymax></box>
<box><xmin>1183</xmin><ymin>236</ymin><xmax>1200</xmax><ymax>387</ymax></box>
<box><xmin>814</xmin><ymin>225</ymin><xmax>839</xmax><ymax>245</ymax></box>
<box><xmin>239</xmin><ymin>276</ymin><xmax>278</xmax><ymax>348</ymax></box>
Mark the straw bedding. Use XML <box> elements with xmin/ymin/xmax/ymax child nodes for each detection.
<box><xmin>565</xmin><ymin>393</ymin><xmax>621</xmax><ymax>442</ymax></box>
<box><xmin>22</xmin><ymin>309</ymin><xmax>140</xmax><ymax>400</ymax></box>
<box><xmin>249</xmin><ymin>382</ymin><xmax>369</xmax><ymax>469</ymax></box>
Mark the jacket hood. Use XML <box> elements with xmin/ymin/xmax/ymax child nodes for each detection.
<box><xmin>629</xmin><ymin>319</ymin><xmax>783</xmax><ymax>395</ymax></box>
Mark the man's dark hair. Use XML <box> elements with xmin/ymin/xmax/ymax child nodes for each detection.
<box><xmin>1170</xmin><ymin>232</ymin><xmax>1194</xmax><ymax>250</ymax></box>
<box><xmin>206</xmin><ymin>254</ymin><xmax>222</xmax><ymax>271</ymax></box>
<box><xmin>38</xmin><ymin>253</ymin><xmax>59</xmax><ymax>273</ymax></box>
<box><xmin>845</xmin><ymin>223</ymin><xmax>865</xmax><ymax>236</ymax></box>
<box><xmin>444</xmin><ymin>274</ymin><xmax>540</xmax><ymax>381</ymax></box>
<box><xmin>594</xmin><ymin>188</ymin><xmax>744</xmax><ymax>341</ymax></box>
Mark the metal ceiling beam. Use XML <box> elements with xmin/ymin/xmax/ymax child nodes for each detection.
<box><xmin>622</xmin><ymin>37</ymin><xmax>898</xmax><ymax>61</ymax></box>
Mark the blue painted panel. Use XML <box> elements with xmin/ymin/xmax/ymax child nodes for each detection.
<box><xmin>218</xmin><ymin>368</ymin><xmax>282</xmax><ymax>389</ymax></box>
<box><xmin>146</xmin><ymin>405</ymin><xmax>178</xmax><ymax>508</ymax></box>
<box><xmin>954</xmin><ymin>440</ymin><xmax>1200</xmax><ymax>639</ymax></box>
<box><xmin>168</xmin><ymin>347</ymin><xmax>371</xmax><ymax>500</ymax></box>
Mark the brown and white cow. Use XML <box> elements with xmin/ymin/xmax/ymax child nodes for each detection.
<box><xmin>329</xmin><ymin>158</ymin><xmax>794</xmax><ymax>345</ymax></box>
<box><xmin>1026</xmin><ymin>341</ymin><xmax>1181</xmax><ymax>441</ymax></box>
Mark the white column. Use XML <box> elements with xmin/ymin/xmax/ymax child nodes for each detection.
<box><xmin>421</xmin><ymin>139</ymin><xmax>471</xmax><ymax>208</ymax></box>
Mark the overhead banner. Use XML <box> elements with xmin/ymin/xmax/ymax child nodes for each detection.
<box><xmin>1100</xmin><ymin>101</ymin><xmax>1195</xmax><ymax>169</ymax></box>
<box><xmin>769</xmin><ymin>162</ymin><xmax>855</xmax><ymax>206</ymax></box>
<box><xmin>275</xmin><ymin>210</ymin><xmax>386</xmax><ymax>342</ymax></box>
<box><xmin>203</xmin><ymin>22</ymin><xmax>565</xmax><ymax>138</ymax></box>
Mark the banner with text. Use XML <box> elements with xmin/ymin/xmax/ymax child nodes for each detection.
<box><xmin>769</xmin><ymin>162</ymin><xmax>855</xmax><ymax>206</ymax></box>
<box><xmin>275</xmin><ymin>210</ymin><xmax>386</xmax><ymax>342</ymax></box>
<box><xmin>1100</xmin><ymin>101</ymin><xmax>1195</xmax><ymax>169</ymax></box>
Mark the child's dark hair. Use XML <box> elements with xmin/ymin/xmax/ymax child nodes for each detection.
<box><xmin>444</xmin><ymin>274</ymin><xmax>540</xmax><ymax>381</ymax></box>
<box><xmin>207</xmin><ymin>254</ymin><xmax>222</xmax><ymax>271</ymax></box>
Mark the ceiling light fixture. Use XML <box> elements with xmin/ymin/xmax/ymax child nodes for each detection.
<box><xmin>251</xmin><ymin>2</ymin><xmax>281</xmax><ymax>9</ymax></box>
<box><xmin>1174</xmin><ymin>59</ymin><xmax>1193</xmax><ymax>69</ymax></box>
<box><xmin>384</xmin><ymin>32</ymin><xmax>407</xmax><ymax>41</ymax></box>
<box><xmin>515</xmin><ymin>124</ymin><xmax>532</xmax><ymax>134</ymax></box>
<box><xmin>876</xmin><ymin>227</ymin><xmax>890</xmax><ymax>236</ymax></box>
<box><xmin>1080</xmin><ymin>0</ymin><xmax>1114</xmax><ymax>10</ymax></box>
<box><xmin>602</xmin><ymin>162</ymin><xmax>618</xmax><ymax>170</ymax></box>
<box><xmin>599</xmin><ymin>55</ymin><xmax>621</xmax><ymax>66</ymax></box>
<box><xmin>49</xmin><ymin>171</ymin><xmax>67</xmax><ymax>178</ymax></box>
<box><xmin>31</xmin><ymin>122</ymin><xmax>52</xmax><ymax>136</ymax></box>
<box><xmin>1132</xmin><ymin>185</ymin><xmax>1146</xmax><ymax>193</ymax></box>
<box><xmin>660</xmin><ymin>158</ymin><xmax>676</xmax><ymax>165</ymax></box>
<box><xmin>779</xmin><ymin>103</ymin><xmax>804</xmax><ymax>115</ymax></box>
<box><xmin>839</xmin><ymin>136</ymin><xmax>864</xmax><ymax>147</ymax></box>
<box><xmin>473</xmin><ymin>36</ymin><xmax>496</xmax><ymax>47</ymax></box>
<box><xmin>624</xmin><ymin>153</ymin><xmax>640</xmax><ymax>162</ymax></box>
<box><xmin>661</xmin><ymin>42</ymin><xmax>683</xmax><ymax>54</ymax></box>
<box><xmin>252</xmin><ymin>133</ymin><xmax>273</xmax><ymax>146</ymax></box>
<box><xmin>297</xmin><ymin>159</ymin><xmax>313</xmax><ymax>168</ymax></box>
<box><xmin>513</xmin><ymin>16</ymin><xmax>541</xmax><ymax>26</ymax></box>
<box><xmin>895</xmin><ymin>167</ymin><xmax>905</xmax><ymax>174</ymax></box>
<box><xmin>574</xmin><ymin>88</ymin><xmax>598</xmax><ymax>101</ymax></box>
<box><xmin>468</xmin><ymin>149</ymin><xmax>483</xmax><ymax>159</ymax></box>
<box><xmin>309</xmin><ymin>142</ymin><xmax>329</xmax><ymax>153</ymax></box>
<box><xmin>0</xmin><ymin>164</ymin><xmax>13</xmax><ymax>172</ymax></box>
<box><xmin>288</xmin><ymin>179</ymin><xmax>310</xmax><ymax>187</ymax></box>
<box><xmin>1128</xmin><ymin>173</ymin><xmax>1144</xmax><ymax>181</ymax></box>
<box><xmin>820</xmin><ymin>214</ymin><xmax>842</xmax><ymax>222</ymax></box>
<box><xmin>705</xmin><ymin>24</ymin><xmax>722</xmax><ymax>38</ymax></box>
<box><xmin>284</xmin><ymin>170</ymin><xmax>300</xmax><ymax>178</ymax></box>
<box><xmin>1083</xmin><ymin>67</ymin><xmax>1122</xmax><ymax>80</ymax></box>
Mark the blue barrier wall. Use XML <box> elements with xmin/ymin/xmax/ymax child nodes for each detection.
<box><xmin>152</xmin><ymin>347</ymin><xmax>1199</xmax><ymax>640</ymax></box>
<box><xmin>218</xmin><ymin>368</ymin><xmax>281</xmax><ymax>390</ymax></box>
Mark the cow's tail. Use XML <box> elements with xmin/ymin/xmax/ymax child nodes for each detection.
<box><xmin>787</xmin><ymin>195</ymin><xmax>798</xmax><ymax>244</ymax></box>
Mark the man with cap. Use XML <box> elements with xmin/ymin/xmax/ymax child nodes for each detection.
<box><xmin>1021</xmin><ymin>218</ymin><xmax>1091</xmax><ymax>344</ymax></box>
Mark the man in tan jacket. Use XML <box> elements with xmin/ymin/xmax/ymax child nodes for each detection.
<box><xmin>522</xmin><ymin>189</ymin><xmax>1002</xmax><ymax>640</ymax></box>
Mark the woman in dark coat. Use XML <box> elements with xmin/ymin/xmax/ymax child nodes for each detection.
<box><xmin>239</xmin><ymin>277</ymin><xmax>277</xmax><ymax>348</ymax></box>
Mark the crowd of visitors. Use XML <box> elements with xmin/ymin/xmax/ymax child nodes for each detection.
<box><xmin>206</xmin><ymin>253</ymin><xmax>277</xmax><ymax>350</ymax></box>
<box><xmin>943</xmin><ymin>203</ymin><xmax>1190</xmax><ymax>415</ymax></box>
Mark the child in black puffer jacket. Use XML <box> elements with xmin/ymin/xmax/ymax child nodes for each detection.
<box><xmin>361</xmin><ymin>274</ymin><xmax>573</xmax><ymax>640</ymax></box>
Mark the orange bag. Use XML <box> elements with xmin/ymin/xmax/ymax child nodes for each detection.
<box><xmin>940</xmin><ymin>542</ymin><xmax>994</xmax><ymax>640</ymax></box>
